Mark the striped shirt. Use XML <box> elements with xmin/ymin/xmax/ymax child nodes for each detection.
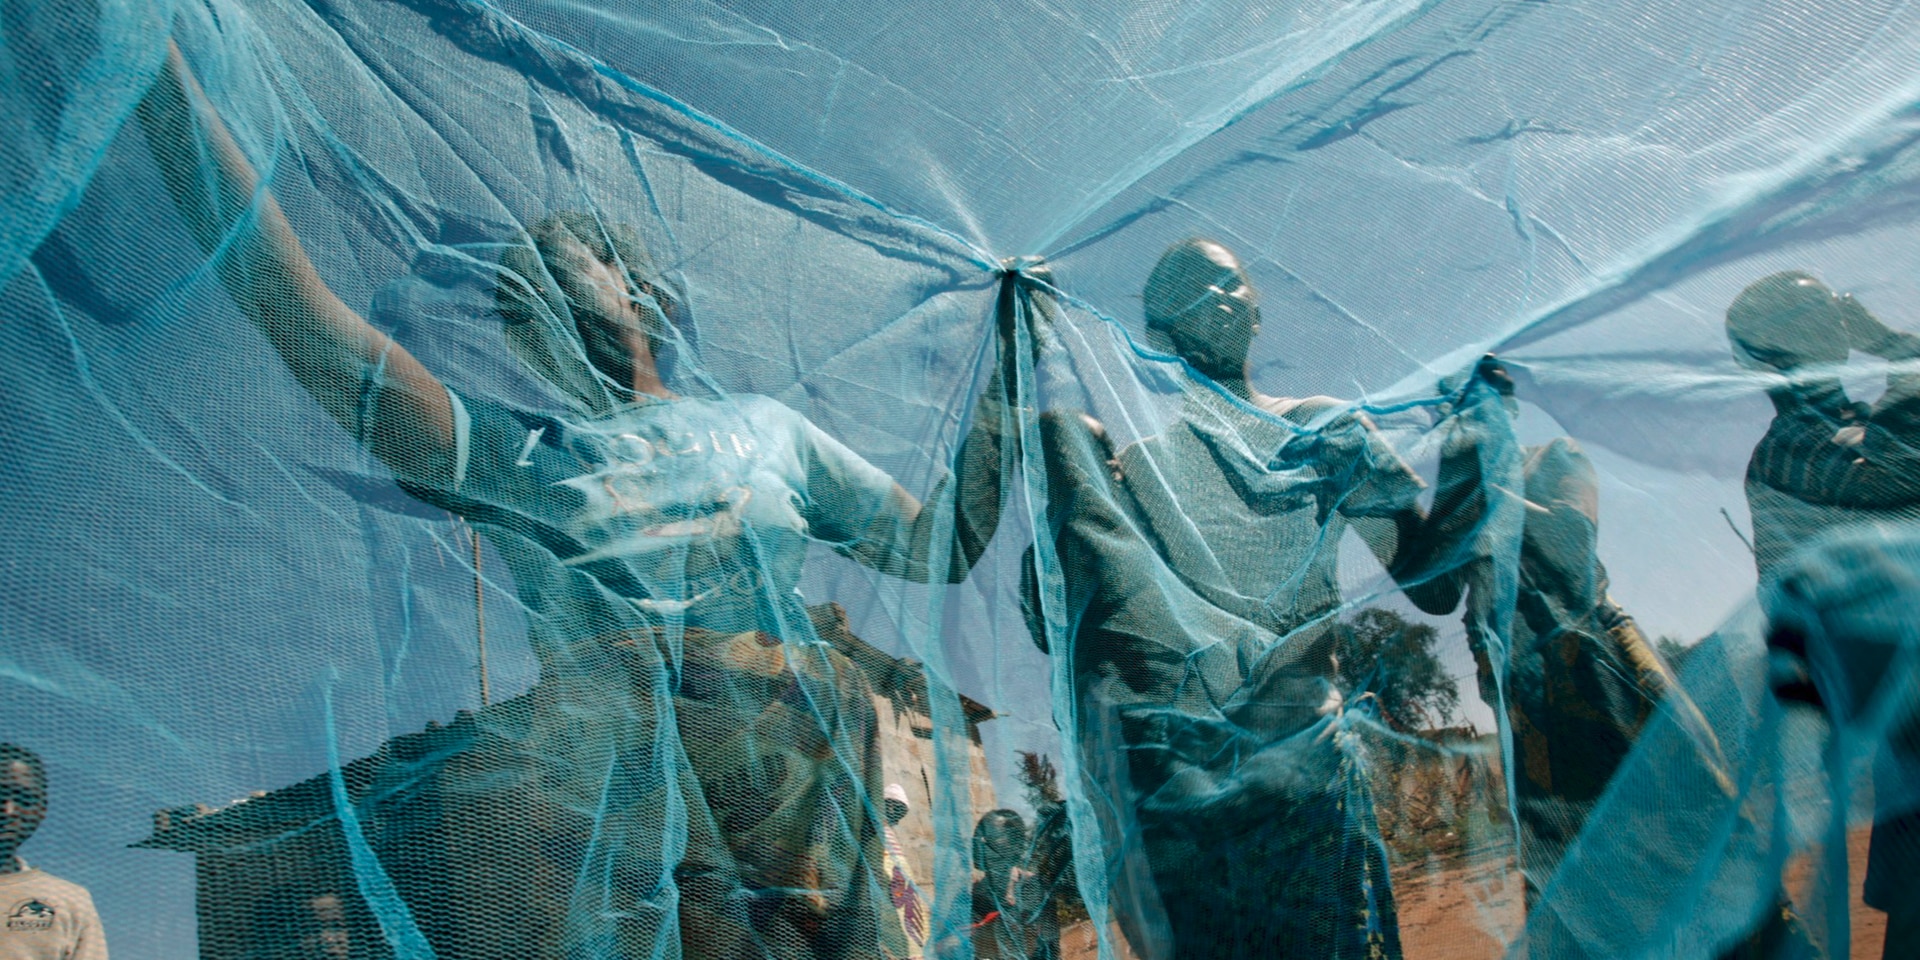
<box><xmin>1745</xmin><ymin>382</ymin><xmax>1920</xmax><ymax>581</ymax></box>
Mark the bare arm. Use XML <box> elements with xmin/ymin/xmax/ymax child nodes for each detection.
<box><xmin>137</xmin><ymin>40</ymin><xmax>454</xmax><ymax>483</ymax></box>
<box><xmin>870</xmin><ymin>400</ymin><xmax>1010</xmax><ymax>586</ymax></box>
<box><xmin>825</xmin><ymin>285</ymin><xmax>1026</xmax><ymax>584</ymax></box>
<box><xmin>1352</xmin><ymin>362</ymin><xmax>1516</xmax><ymax>615</ymax></box>
<box><xmin>1350</xmin><ymin>449</ymin><xmax>1477</xmax><ymax>615</ymax></box>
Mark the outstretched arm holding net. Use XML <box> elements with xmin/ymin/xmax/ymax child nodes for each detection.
<box><xmin>131</xmin><ymin>34</ymin><xmax>1025</xmax><ymax>960</ymax></box>
<box><xmin>136</xmin><ymin>40</ymin><xmax>458</xmax><ymax>487</ymax></box>
<box><xmin>1358</xmin><ymin>354</ymin><xmax>1521</xmax><ymax>620</ymax></box>
<box><xmin>806</xmin><ymin>287</ymin><xmax>1020</xmax><ymax>585</ymax></box>
<box><xmin>136</xmin><ymin>37</ymin><xmax>1014</xmax><ymax>587</ymax></box>
<box><xmin>1347</xmin><ymin>397</ymin><xmax>1500</xmax><ymax>617</ymax></box>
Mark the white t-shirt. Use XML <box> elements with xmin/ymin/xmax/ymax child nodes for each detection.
<box><xmin>416</xmin><ymin>389</ymin><xmax>903</xmax><ymax>637</ymax></box>
<box><xmin>0</xmin><ymin>863</ymin><xmax>105</xmax><ymax>960</ymax></box>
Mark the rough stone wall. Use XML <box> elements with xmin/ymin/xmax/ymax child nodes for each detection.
<box><xmin>872</xmin><ymin>692</ymin><xmax>997</xmax><ymax>889</ymax></box>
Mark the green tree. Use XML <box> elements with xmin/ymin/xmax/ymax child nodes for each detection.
<box><xmin>1333</xmin><ymin>608</ymin><xmax>1460</xmax><ymax>733</ymax></box>
<box><xmin>1014</xmin><ymin>751</ymin><xmax>1085</xmax><ymax>923</ymax></box>
<box><xmin>1654</xmin><ymin>635</ymin><xmax>1692</xmax><ymax>671</ymax></box>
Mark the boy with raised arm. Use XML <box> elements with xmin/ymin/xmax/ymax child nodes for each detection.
<box><xmin>136</xmin><ymin>38</ymin><xmax>1016</xmax><ymax>960</ymax></box>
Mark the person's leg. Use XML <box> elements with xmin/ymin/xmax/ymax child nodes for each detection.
<box><xmin>1885</xmin><ymin>907</ymin><xmax>1920</xmax><ymax>960</ymax></box>
<box><xmin>1867</xmin><ymin>709</ymin><xmax>1920</xmax><ymax>959</ymax></box>
<box><xmin>1868</xmin><ymin>795</ymin><xmax>1920</xmax><ymax>958</ymax></box>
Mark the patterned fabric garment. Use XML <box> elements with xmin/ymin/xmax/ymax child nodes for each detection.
<box><xmin>1744</xmin><ymin>381</ymin><xmax>1920</xmax><ymax>585</ymax></box>
<box><xmin>1746</xmin><ymin>378</ymin><xmax>1920</xmax><ymax>959</ymax></box>
<box><xmin>1024</xmin><ymin>382</ymin><xmax>1475</xmax><ymax>960</ymax></box>
<box><xmin>881</xmin><ymin>827</ymin><xmax>928</xmax><ymax>958</ymax></box>
<box><xmin>432</xmin><ymin>626</ymin><xmax>903</xmax><ymax>960</ymax></box>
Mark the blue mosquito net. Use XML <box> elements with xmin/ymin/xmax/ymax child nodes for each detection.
<box><xmin>5</xmin><ymin>0</ymin><xmax>1920</xmax><ymax>958</ymax></box>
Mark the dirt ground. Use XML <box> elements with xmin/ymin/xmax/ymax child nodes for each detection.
<box><xmin>1781</xmin><ymin>827</ymin><xmax>1885</xmax><ymax>959</ymax></box>
<box><xmin>1390</xmin><ymin>827</ymin><xmax>1884</xmax><ymax>959</ymax></box>
<box><xmin>1392</xmin><ymin>853</ymin><xmax>1524</xmax><ymax>960</ymax></box>
<box><xmin>1060</xmin><ymin>828</ymin><xmax>1887</xmax><ymax>959</ymax></box>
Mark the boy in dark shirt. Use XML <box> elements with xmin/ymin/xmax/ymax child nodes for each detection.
<box><xmin>1732</xmin><ymin>272</ymin><xmax>1920</xmax><ymax>959</ymax></box>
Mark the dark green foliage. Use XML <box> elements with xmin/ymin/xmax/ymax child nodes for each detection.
<box><xmin>1334</xmin><ymin>608</ymin><xmax>1460</xmax><ymax>733</ymax></box>
<box><xmin>1014</xmin><ymin>751</ymin><xmax>1085</xmax><ymax>924</ymax></box>
<box><xmin>1654</xmin><ymin>635</ymin><xmax>1693</xmax><ymax>671</ymax></box>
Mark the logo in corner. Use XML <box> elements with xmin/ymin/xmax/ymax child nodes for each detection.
<box><xmin>6</xmin><ymin>899</ymin><xmax>55</xmax><ymax>931</ymax></box>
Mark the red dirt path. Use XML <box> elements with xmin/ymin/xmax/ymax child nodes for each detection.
<box><xmin>1056</xmin><ymin>828</ymin><xmax>1887</xmax><ymax>958</ymax></box>
<box><xmin>1391</xmin><ymin>828</ymin><xmax>1884</xmax><ymax>958</ymax></box>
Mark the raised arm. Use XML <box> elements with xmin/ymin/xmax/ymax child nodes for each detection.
<box><xmin>1348</xmin><ymin>359</ymin><xmax>1515</xmax><ymax>615</ymax></box>
<box><xmin>810</xmin><ymin>268</ymin><xmax>1044</xmax><ymax>584</ymax></box>
<box><xmin>1842</xmin><ymin>296</ymin><xmax>1920</xmax><ymax>461</ymax></box>
<box><xmin>136</xmin><ymin>40</ymin><xmax>454</xmax><ymax>484</ymax></box>
<box><xmin>1346</xmin><ymin>456</ymin><xmax>1472</xmax><ymax>615</ymax></box>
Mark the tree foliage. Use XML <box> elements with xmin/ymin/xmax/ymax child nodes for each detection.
<box><xmin>1014</xmin><ymin>751</ymin><xmax>1084</xmax><ymax>922</ymax></box>
<box><xmin>1654</xmin><ymin>635</ymin><xmax>1693</xmax><ymax>671</ymax></box>
<box><xmin>1333</xmin><ymin>608</ymin><xmax>1460</xmax><ymax>733</ymax></box>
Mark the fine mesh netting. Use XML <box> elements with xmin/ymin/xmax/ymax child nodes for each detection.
<box><xmin>4</xmin><ymin>0</ymin><xmax>1920</xmax><ymax>958</ymax></box>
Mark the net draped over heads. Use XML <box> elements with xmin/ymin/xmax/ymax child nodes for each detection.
<box><xmin>4</xmin><ymin>0</ymin><xmax>1920</xmax><ymax>959</ymax></box>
